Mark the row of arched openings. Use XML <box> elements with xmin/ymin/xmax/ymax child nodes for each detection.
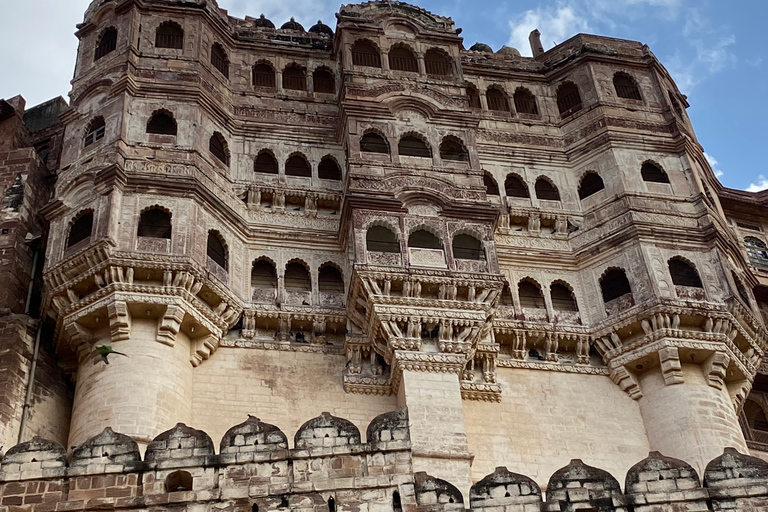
<box><xmin>360</xmin><ymin>132</ymin><xmax>468</xmax><ymax>161</ymax></box>
<box><xmin>252</xmin><ymin>62</ymin><xmax>336</xmax><ymax>93</ymax></box>
<box><xmin>351</xmin><ymin>40</ymin><xmax>453</xmax><ymax>77</ymax></box>
<box><xmin>598</xmin><ymin>258</ymin><xmax>703</xmax><ymax>305</ymax></box>
<box><xmin>500</xmin><ymin>280</ymin><xmax>579</xmax><ymax>312</ymax></box>
<box><xmin>252</xmin><ymin>259</ymin><xmax>344</xmax><ymax>293</ymax></box>
<box><xmin>366</xmin><ymin>226</ymin><xmax>485</xmax><ymax>261</ymax></box>
<box><xmin>95</xmin><ymin>22</ymin><xmax>184</xmax><ymax>63</ymax></box>
<box><xmin>254</xmin><ymin>150</ymin><xmax>342</xmax><ymax>180</ymax></box>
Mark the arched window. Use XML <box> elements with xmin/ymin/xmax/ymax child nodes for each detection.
<box><xmin>518</xmin><ymin>280</ymin><xmax>545</xmax><ymax>308</ymax></box>
<box><xmin>367</xmin><ymin>226</ymin><xmax>400</xmax><ymax>253</ymax></box>
<box><xmin>207</xmin><ymin>231</ymin><xmax>227</xmax><ymax>270</ymax></box>
<box><xmin>252</xmin><ymin>62</ymin><xmax>276</xmax><ymax>89</ymax></box>
<box><xmin>453</xmin><ymin>234</ymin><xmax>484</xmax><ymax>260</ymax></box>
<box><xmin>137</xmin><ymin>208</ymin><xmax>171</xmax><ymax>238</ymax></box>
<box><xmin>550</xmin><ymin>282</ymin><xmax>578</xmax><ymax>311</ymax></box>
<box><xmin>613</xmin><ymin>72</ymin><xmax>641</xmax><ymax>100</ymax></box>
<box><xmin>744</xmin><ymin>400</ymin><xmax>768</xmax><ymax>432</ymax></box>
<box><xmin>439</xmin><ymin>137</ymin><xmax>468</xmax><ymax>162</ymax></box>
<box><xmin>669</xmin><ymin>258</ymin><xmax>703</xmax><ymax>288</ymax></box>
<box><xmin>408</xmin><ymin>230</ymin><xmax>442</xmax><ymax>249</ymax></box>
<box><xmin>209</xmin><ymin>132</ymin><xmax>229</xmax><ymax>165</ymax></box>
<box><xmin>398</xmin><ymin>135</ymin><xmax>431</xmax><ymax>158</ymax></box>
<box><xmin>578</xmin><ymin>172</ymin><xmax>604</xmax><ymax>200</ymax></box>
<box><xmin>556</xmin><ymin>81</ymin><xmax>582</xmax><ymax>117</ymax></box>
<box><xmin>351</xmin><ymin>40</ymin><xmax>381</xmax><ymax>68</ymax></box>
<box><xmin>146</xmin><ymin>110</ymin><xmax>177</xmax><ymax>135</ymax></box>
<box><xmin>252</xmin><ymin>504</ymin><xmax>259</xmax><ymax>512</ymax></box>
<box><xmin>505</xmin><ymin>174</ymin><xmax>529</xmax><ymax>198</ymax></box>
<box><xmin>486</xmin><ymin>87</ymin><xmax>509</xmax><ymax>112</ymax></box>
<box><xmin>388</xmin><ymin>45</ymin><xmax>418</xmax><ymax>72</ymax></box>
<box><xmin>67</xmin><ymin>212</ymin><xmax>93</xmax><ymax>248</ymax></box>
<box><xmin>254</xmin><ymin>150</ymin><xmax>278</xmax><ymax>174</ymax></box>
<box><xmin>155</xmin><ymin>21</ymin><xmax>184</xmax><ymax>49</ymax></box>
<box><xmin>425</xmin><ymin>49</ymin><xmax>452</xmax><ymax>77</ymax></box>
<box><xmin>319</xmin><ymin>265</ymin><xmax>344</xmax><ymax>292</ymax></box>
<box><xmin>210</xmin><ymin>43</ymin><xmax>229</xmax><ymax>78</ymax></box>
<box><xmin>95</xmin><ymin>28</ymin><xmax>117</xmax><ymax>60</ymax></box>
<box><xmin>641</xmin><ymin>162</ymin><xmax>670</xmax><ymax>183</ymax></box>
<box><xmin>252</xmin><ymin>259</ymin><xmax>277</xmax><ymax>289</ymax></box>
<box><xmin>484</xmin><ymin>173</ymin><xmax>500</xmax><ymax>196</ymax></box>
<box><xmin>513</xmin><ymin>87</ymin><xmax>538</xmax><ymax>115</ymax></box>
<box><xmin>285</xmin><ymin>154</ymin><xmax>311</xmax><ymax>177</ymax></box>
<box><xmin>165</xmin><ymin>470</ymin><xmax>192</xmax><ymax>492</ymax></box>
<box><xmin>360</xmin><ymin>132</ymin><xmax>389</xmax><ymax>154</ymax></box>
<box><xmin>313</xmin><ymin>68</ymin><xmax>335</xmax><ymax>93</ymax></box>
<box><xmin>318</xmin><ymin>157</ymin><xmax>342</xmax><ymax>180</ymax></box>
<box><xmin>467</xmin><ymin>85</ymin><xmax>481</xmax><ymax>109</ymax></box>
<box><xmin>285</xmin><ymin>261</ymin><xmax>311</xmax><ymax>291</ymax></box>
<box><xmin>745</xmin><ymin>237</ymin><xmax>768</xmax><ymax>266</ymax></box>
<box><xmin>668</xmin><ymin>90</ymin><xmax>683</xmax><ymax>116</ymax></box>
<box><xmin>283</xmin><ymin>65</ymin><xmax>306</xmax><ymax>91</ymax></box>
<box><xmin>600</xmin><ymin>268</ymin><xmax>632</xmax><ymax>303</ymax></box>
<box><xmin>84</xmin><ymin>117</ymin><xmax>105</xmax><ymax>147</ymax></box>
<box><xmin>500</xmin><ymin>283</ymin><xmax>514</xmax><ymax>306</ymax></box>
<box><xmin>535</xmin><ymin>178</ymin><xmax>560</xmax><ymax>201</ymax></box>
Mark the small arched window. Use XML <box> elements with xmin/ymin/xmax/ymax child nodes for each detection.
<box><xmin>439</xmin><ymin>137</ymin><xmax>468</xmax><ymax>162</ymax></box>
<box><xmin>669</xmin><ymin>258</ymin><xmax>703</xmax><ymax>288</ymax></box>
<box><xmin>393</xmin><ymin>491</ymin><xmax>403</xmax><ymax>512</ymax></box>
<box><xmin>283</xmin><ymin>65</ymin><xmax>306</xmax><ymax>91</ymax></box>
<box><xmin>505</xmin><ymin>174</ymin><xmax>529</xmax><ymax>198</ymax></box>
<box><xmin>207</xmin><ymin>231</ymin><xmax>227</xmax><ymax>270</ymax></box>
<box><xmin>513</xmin><ymin>87</ymin><xmax>539</xmax><ymax>115</ymax></box>
<box><xmin>578</xmin><ymin>172</ymin><xmax>604</xmax><ymax>200</ymax></box>
<box><xmin>389</xmin><ymin>45</ymin><xmax>418</xmax><ymax>73</ymax></box>
<box><xmin>146</xmin><ymin>110</ymin><xmax>177</xmax><ymax>135</ymax></box>
<box><xmin>351</xmin><ymin>40</ymin><xmax>381</xmax><ymax>68</ymax></box>
<box><xmin>318</xmin><ymin>157</ymin><xmax>342</xmax><ymax>180</ymax></box>
<box><xmin>84</xmin><ymin>117</ymin><xmax>105</xmax><ymax>147</ymax></box>
<box><xmin>613</xmin><ymin>72</ymin><xmax>641</xmax><ymax>100</ymax></box>
<box><xmin>641</xmin><ymin>162</ymin><xmax>670</xmax><ymax>183</ymax></box>
<box><xmin>600</xmin><ymin>268</ymin><xmax>632</xmax><ymax>303</ymax></box>
<box><xmin>367</xmin><ymin>226</ymin><xmax>400</xmax><ymax>253</ymax></box>
<box><xmin>285</xmin><ymin>154</ymin><xmax>311</xmax><ymax>177</ymax></box>
<box><xmin>486</xmin><ymin>87</ymin><xmax>509</xmax><ymax>112</ymax></box>
<box><xmin>550</xmin><ymin>283</ymin><xmax>578</xmax><ymax>311</ymax></box>
<box><xmin>535</xmin><ymin>178</ymin><xmax>560</xmax><ymax>201</ymax></box>
<box><xmin>745</xmin><ymin>400</ymin><xmax>768</xmax><ymax>432</ymax></box>
<box><xmin>95</xmin><ymin>28</ymin><xmax>117</xmax><ymax>60</ymax></box>
<box><xmin>398</xmin><ymin>135</ymin><xmax>431</xmax><ymax>158</ymax></box>
<box><xmin>557</xmin><ymin>81</ymin><xmax>582</xmax><ymax>117</ymax></box>
<box><xmin>425</xmin><ymin>49</ymin><xmax>452</xmax><ymax>77</ymax></box>
<box><xmin>319</xmin><ymin>265</ymin><xmax>344</xmax><ymax>293</ymax></box>
<box><xmin>453</xmin><ymin>234</ymin><xmax>484</xmax><ymax>260</ymax></box>
<box><xmin>67</xmin><ymin>212</ymin><xmax>93</xmax><ymax>248</ymax></box>
<box><xmin>408</xmin><ymin>230</ymin><xmax>442</xmax><ymax>249</ymax></box>
<box><xmin>518</xmin><ymin>280</ymin><xmax>545</xmax><ymax>309</ymax></box>
<box><xmin>252</xmin><ymin>259</ymin><xmax>277</xmax><ymax>289</ymax></box>
<box><xmin>165</xmin><ymin>470</ymin><xmax>193</xmax><ymax>492</ymax></box>
<box><xmin>252</xmin><ymin>62</ymin><xmax>276</xmax><ymax>89</ymax></box>
<box><xmin>210</xmin><ymin>43</ymin><xmax>229</xmax><ymax>78</ymax></box>
<box><xmin>467</xmin><ymin>85</ymin><xmax>481</xmax><ymax>109</ymax></box>
<box><xmin>484</xmin><ymin>173</ymin><xmax>500</xmax><ymax>196</ymax></box>
<box><xmin>155</xmin><ymin>21</ymin><xmax>184</xmax><ymax>49</ymax></box>
<box><xmin>745</xmin><ymin>237</ymin><xmax>768</xmax><ymax>266</ymax></box>
<box><xmin>500</xmin><ymin>283</ymin><xmax>514</xmax><ymax>306</ymax></box>
<box><xmin>285</xmin><ymin>261</ymin><xmax>311</xmax><ymax>291</ymax></box>
<box><xmin>137</xmin><ymin>208</ymin><xmax>171</xmax><ymax>238</ymax></box>
<box><xmin>254</xmin><ymin>150</ymin><xmax>278</xmax><ymax>174</ymax></box>
<box><xmin>328</xmin><ymin>497</ymin><xmax>336</xmax><ymax>512</ymax></box>
<box><xmin>209</xmin><ymin>132</ymin><xmax>229</xmax><ymax>165</ymax></box>
<box><xmin>360</xmin><ymin>132</ymin><xmax>389</xmax><ymax>154</ymax></box>
<box><xmin>313</xmin><ymin>68</ymin><xmax>335</xmax><ymax>93</ymax></box>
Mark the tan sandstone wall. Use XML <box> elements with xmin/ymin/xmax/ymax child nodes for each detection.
<box><xmin>463</xmin><ymin>366</ymin><xmax>651</xmax><ymax>486</ymax></box>
<box><xmin>191</xmin><ymin>348</ymin><xmax>398</xmax><ymax>446</ymax></box>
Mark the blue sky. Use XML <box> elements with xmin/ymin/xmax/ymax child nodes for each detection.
<box><xmin>0</xmin><ymin>0</ymin><xmax>764</xmax><ymax>190</ymax></box>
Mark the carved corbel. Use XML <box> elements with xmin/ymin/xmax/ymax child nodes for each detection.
<box><xmin>241</xmin><ymin>310</ymin><xmax>256</xmax><ymax>339</ymax></box>
<box><xmin>107</xmin><ymin>300</ymin><xmax>131</xmax><ymax>342</ymax></box>
<box><xmin>64</xmin><ymin>321</ymin><xmax>94</xmax><ymax>361</ymax></box>
<box><xmin>658</xmin><ymin>346</ymin><xmax>684</xmax><ymax>385</ymax></box>
<box><xmin>189</xmin><ymin>334</ymin><xmax>218</xmax><ymax>367</ymax></box>
<box><xmin>157</xmin><ymin>304</ymin><xmax>186</xmax><ymax>346</ymax></box>
<box><xmin>610</xmin><ymin>366</ymin><xmax>643</xmax><ymax>400</ymax></box>
<box><xmin>703</xmin><ymin>352</ymin><xmax>730</xmax><ymax>390</ymax></box>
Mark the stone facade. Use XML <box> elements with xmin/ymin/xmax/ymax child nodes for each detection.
<box><xmin>3</xmin><ymin>0</ymin><xmax>768</xmax><ymax>510</ymax></box>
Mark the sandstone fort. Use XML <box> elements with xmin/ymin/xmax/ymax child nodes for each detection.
<box><xmin>1</xmin><ymin>0</ymin><xmax>768</xmax><ymax>510</ymax></box>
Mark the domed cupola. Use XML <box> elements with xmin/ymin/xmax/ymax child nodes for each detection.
<box><xmin>469</xmin><ymin>42</ymin><xmax>492</xmax><ymax>53</ymax></box>
<box><xmin>309</xmin><ymin>19</ymin><xmax>333</xmax><ymax>36</ymax></box>
<box><xmin>253</xmin><ymin>14</ymin><xmax>275</xmax><ymax>29</ymax></box>
<box><xmin>280</xmin><ymin>17</ymin><xmax>305</xmax><ymax>31</ymax></box>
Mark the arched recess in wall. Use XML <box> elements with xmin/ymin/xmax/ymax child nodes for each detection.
<box><xmin>312</xmin><ymin>67</ymin><xmax>335</xmax><ymax>93</ymax></box>
<box><xmin>439</xmin><ymin>136</ymin><xmax>468</xmax><ymax>162</ymax></box>
<box><xmin>398</xmin><ymin>133</ymin><xmax>431</xmax><ymax>158</ymax></box>
<box><xmin>408</xmin><ymin>228</ymin><xmax>443</xmax><ymax>249</ymax></box>
<box><xmin>578</xmin><ymin>172</ymin><xmax>604</xmax><ymax>200</ymax></box>
<box><xmin>155</xmin><ymin>21</ymin><xmax>184</xmax><ymax>49</ymax></box>
<box><xmin>146</xmin><ymin>109</ymin><xmax>177</xmax><ymax>135</ymax></box>
<box><xmin>424</xmin><ymin>48</ymin><xmax>452</xmax><ymax>77</ymax></box>
<box><xmin>535</xmin><ymin>177</ymin><xmax>560</xmax><ymax>201</ymax></box>
<box><xmin>207</xmin><ymin>230</ymin><xmax>228</xmax><ymax>270</ymax></box>
<box><xmin>209</xmin><ymin>132</ymin><xmax>229</xmax><ymax>165</ymax></box>
<box><xmin>600</xmin><ymin>268</ymin><xmax>632</xmax><ymax>303</ymax></box>
<box><xmin>668</xmin><ymin>257</ymin><xmax>703</xmax><ymax>288</ymax></box>
<box><xmin>251</xmin><ymin>258</ymin><xmax>278</xmax><ymax>290</ymax></box>
<box><xmin>518</xmin><ymin>279</ymin><xmax>545</xmax><ymax>308</ymax></box>
<box><xmin>252</xmin><ymin>61</ymin><xmax>276</xmax><ymax>89</ymax></box>
<box><xmin>513</xmin><ymin>87</ymin><xmax>538</xmax><ymax>115</ymax></box>
<box><xmin>744</xmin><ymin>399</ymin><xmax>768</xmax><ymax>432</ymax></box>
<box><xmin>351</xmin><ymin>39</ymin><xmax>381</xmax><ymax>68</ymax></box>
<box><xmin>360</xmin><ymin>130</ymin><xmax>389</xmax><ymax>154</ymax></box>
<box><xmin>137</xmin><ymin>207</ymin><xmax>172</xmax><ymax>238</ymax></box>
<box><xmin>641</xmin><ymin>161</ymin><xmax>669</xmax><ymax>183</ymax></box>
<box><xmin>210</xmin><ymin>43</ymin><xmax>229</xmax><ymax>78</ymax></box>
<box><xmin>67</xmin><ymin>210</ymin><xmax>94</xmax><ymax>248</ymax></box>
<box><xmin>452</xmin><ymin>233</ymin><xmax>484</xmax><ymax>260</ymax></box>
<box><xmin>318</xmin><ymin>263</ymin><xmax>344</xmax><ymax>293</ymax></box>
<box><xmin>285</xmin><ymin>260</ymin><xmax>311</xmax><ymax>291</ymax></box>
<box><xmin>505</xmin><ymin>174</ymin><xmax>529</xmax><ymax>198</ymax></box>
<box><xmin>254</xmin><ymin>150</ymin><xmax>278</xmax><ymax>174</ymax></box>
<box><xmin>285</xmin><ymin>153</ymin><xmax>311</xmax><ymax>177</ymax></box>
<box><xmin>95</xmin><ymin>27</ymin><xmax>117</xmax><ymax>60</ymax></box>
<box><xmin>745</xmin><ymin>236</ymin><xmax>768</xmax><ymax>266</ymax></box>
<box><xmin>389</xmin><ymin>44</ymin><xmax>418</xmax><ymax>72</ymax></box>
<box><xmin>466</xmin><ymin>84</ymin><xmax>481</xmax><ymax>109</ymax></box>
<box><xmin>550</xmin><ymin>281</ymin><xmax>578</xmax><ymax>311</ymax></box>
<box><xmin>484</xmin><ymin>172</ymin><xmax>500</xmax><ymax>196</ymax></box>
<box><xmin>613</xmin><ymin>72</ymin><xmax>642</xmax><ymax>100</ymax></box>
<box><xmin>486</xmin><ymin>86</ymin><xmax>509</xmax><ymax>112</ymax></box>
<box><xmin>366</xmin><ymin>225</ymin><xmax>400</xmax><ymax>253</ymax></box>
<box><xmin>556</xmin><ymin>81</ymin><xmax>582</xmax><ymax>117</ymax></box>
<box><xmin>84</xmin><ymin>116</ymin><xmax>106</xmax><ymax>147</ymax></box>
<box><xmin>283</xmin><ymin>64</ymin><xmax>306</xmax><ymax>91</ymax></box>
<box><xmin>165</xmin><ymin>470</ymin><xmax>193</xmax><ymax>492</ymax></box>
<box><xmin>318</xmin><ymin>156</ymin><xmax>342</xmax><ymax>180</ymax></box>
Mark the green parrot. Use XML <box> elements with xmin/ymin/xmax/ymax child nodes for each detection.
<box><xmin>94</xmin><ymin>345</ymin><xmax>128</xmax><ymax>364</ymax></box>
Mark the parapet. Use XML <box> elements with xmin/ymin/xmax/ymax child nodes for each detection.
<box><xmin>469</xmin><ymin>466</ymin><xmax>542</xmax><ymax>509</ymax></box>
<box><xmin>144</xmin><ymin>423</ymin><xmax>216</xmax><ymax>469</ymax></box>
<box><xmin>294</xmin><ymin>411</ymin><xmax>361</xmax><ymax>451</ymax></box>
<box><xmin>70</xmin><ymin>427</ymin><xmax>142</xmax><ymax>475</ymax></box>
<box><xmin>625</xmin><ymin>451</ymin><xmax>707</xmax><ymax>509</ymax></box>
<box><xmin>365</xmin><ymin>406</ymin><xmax>409</xmax><ymax>448</ymax></box>
<box><xmin>219</xmin><ymin>415</ymin><xmax>289</xmax><ymax>464</ymax></box>
<box><xmin>545</xmin><ymin>459</ymin><xmax>625</xmax><ymax>510</ymax></box>
<box><xmin>0</xmin><ymin>436</ymin><xmax>67</xmax><ymax>480</ymax></box>
<box><xmin>414</xmin><ymin>471</ymin><xmax>464</xmax><ymax>510</ymax></box>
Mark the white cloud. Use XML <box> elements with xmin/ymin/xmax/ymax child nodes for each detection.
<box><xmin>746</xmin><ymin>176</ymin><xmax>768</xmax><ymax>193</ymax></box>
<box><xmin>704</xmin><ymin>152</ymin><xmax>724</xmax><ymax>178</ymax></box>
<box><xmin>508</xmin><ymin>5</ymin><xmax>590</xmax><ymax>57</ymax></box>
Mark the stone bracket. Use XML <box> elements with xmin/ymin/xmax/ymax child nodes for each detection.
<box><xmin>107</xmin><ymin>300</ymin><xmax>131</xmax><ymax>342</ymax></box>
<box><xmin>610</xmin><ymin>366</ymin><xmax>643</xmax><ymax>400</ymax></box>
<box><xmin>190</xmin><ymin>334</ymin><xmax>218</xmax><ymax>367</ymax></box>
<box><xmin>704</xmin><ymin>352</ymin><xmax>730</xmax><ymax>390</ymax></box>
<box><xmin>157</xmin><ymin>304</ymin><xmax>186</xmax><ymax>346</ymax></box>
<box><xmin>659</xmin><ymin>346</ymin><xmax>684</xmax><ymax>385</ymax></box>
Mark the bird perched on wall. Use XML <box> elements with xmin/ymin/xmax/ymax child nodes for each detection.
<box><xmin>95</xmin><ymin>345</ymin><xmax>128</xmax><ymax>364</ymax></box>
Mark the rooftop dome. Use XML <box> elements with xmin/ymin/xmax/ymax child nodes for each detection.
<box><xmin>497</xmin><ymin>45</ymin><xmax>521</xmax><ymax>56</ymax></box>
<box><xmin>309</xmin><ymin>20</ymin><xmax>333</xmax><ymax>36</ymax></box>
<box><xmin>253</xmin><ymin>14</ymin><xmax>275</xmax><ymax>29</ymax></box>
<box><xmin>281</xmin><ymin>17</ymin><xmax>305</xmax><ymax>31</ymax></box>
<box><xmin>469</xmin><ymin>42</ymin><xmax>492</xmax><ymax>53</ymax></box>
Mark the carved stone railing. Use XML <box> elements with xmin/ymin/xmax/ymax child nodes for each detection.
<box><xmin>318</xmin><ymin>291</ymin><xmax>344</xmax><ymax>308</ymax></box>
<box><xmin>455</xmin><ymin>259</ymin><xmax>487</xmax><ymax>273</ymax></box>
<box><xmin>285</xmin><ymin>290</ymin><xmax>311</xmax><ymax>306</ymax></box>
<box><xmin>136</xmin><ymin>236</ymin><xmax>170</xmax><ymax>254</ymax></box>
<box><xmin>367</xmin><ymin>251</ymin><xmax>402</xmax><ymax>266</ymax></box>
<box><xmin>675</xmin><ymin>285</ymin><xmax>706</xmax><ymax>301</ymax></box>
<box><xmin>206</xmin><ymin>256</ymin><xmax>228</xmax><ymax>284</ymax></box>
<box><xmin>251</xmin><ymin>287</ymin><xmax>276</xmax><ymax>304</ymax></box>
<box><xmin>408</xmin><ymin>247</ymin><xmax>446</xmax><ymax>268</ymax></box>
<box><xmin>605</xmin><ymin>293</ymin><xmax>634</xmax><ymax>317</ymax></box>
<box><xmin>521</xmin><ymin>307</ymin><xmax>548</xmax><ymax>322</ymax></box>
